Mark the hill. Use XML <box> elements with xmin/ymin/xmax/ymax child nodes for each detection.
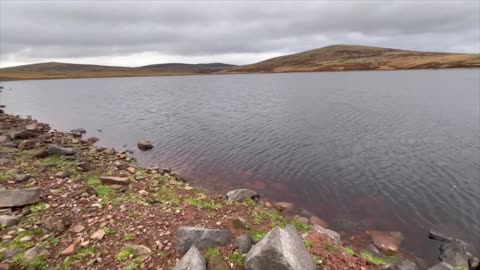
<box><xmin>221</xmin><ymin>44</ymin><xmax>480</xmax><ymax>73</ymax></box>
<box><xmin>139</xmin><ymin>63</ymin><xmax>236</xmax><ymax>73</ymax></box>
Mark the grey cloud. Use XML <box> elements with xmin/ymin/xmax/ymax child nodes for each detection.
<box><xmin>0</xmin><ymin>0</ymin><xmax>479</xmax><ymax>66</ymax></box>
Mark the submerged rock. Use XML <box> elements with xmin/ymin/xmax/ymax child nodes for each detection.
<box><xmin>174</xmin><ymin>246</ymin><xmax>206</xmax><ymax>270</ymax></box>
<box><xmin>175</xmin><ymin>226</ymin><xmax>233</xmax><ymax>255</ymax></box>
<box><xmin>245</xmin><ymin>225</ymin><xmax>316</xmax><ymax>270</ymax></box>
<box><xmin>226</xmin><ymin>188</ymin><xmax>260</xmax><ymax>202</ymax></box>
<box><xmin>368</xmin><ymin>230</ymin><xmax>405</xmax><ymax>253</ymax></box>
<box><xmin>137</xmin><ymin>140</ymin><xmax>154</xmax><ymax>150</ymax></box>
<box><xmin>0</xmin><ymin>188</ymin><xmax>40</xmax><ymax>208</ymax></box>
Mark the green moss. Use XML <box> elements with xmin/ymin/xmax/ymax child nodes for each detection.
<box><xmin>304</xmin><ymin>239</ymin><xmax>313</xmax><ymax>249</ymax></box>
<box><xmin>115</xmin><ymin>247</ymin><xmax>136</xmax><ymax>261</ymax></box>
<box><xmin>323</xmin><ymin>242</ymin><xmax>337</xmax><ymax>251</ymax></box>
<box><xmin>186</xmin><ymin>197</ymin><xmax>221</xmax><ymax>210</ymax></box>
<box><xmin>29</xmin><ymin>202</ymin><xmax>50</xmax><ymax>213</ymax></box>
<box><xmin>95</xmin><ymin>185</ymin><xmax>113</xmax><ymax>197</ymax></box>
<box><xmin>87</xmin><ymin>178</ymin><xmax>102</xmax><ymax>186</ymax></box>
<box><xmin>124</xmin><ymin>261</ymin><xmax>139</xmax><ymax>270</ymax></box>
<box><xmin>360</xmin><ymin>250</ymin><xmax>387</xmax><ymax>265</ymax></box>
<box><xmin>0</xmin><ymin>172</ymin><xmax>13</xmax><ymax>181</ymax></box>
<box><xmin>249</xmin><ymin>230</ymin><xmax>267</xmax><ymax>242</ymax></box>
<box><xmin>26</xmin><ymin>257</ymin><xmax>48</xmax><ymax>270</ymax></box>
<box><xmin>153</xmin><ymin>184</ymin><xmax>182</xmax><ymax>206</ymax></box>
<box><xmin>123</xmin><ymin>233</ymin><xmax>136</xmax><ymax>241</ymax></box>
<box><xmin>343</xmin><ymin>246</ymin><xmax>355</xmax><ymax>256</ymax></box>
<box><xmin>243</xmin><ymin>198</ymin><xmax>257</xmax><ymax>207</ymax></box>
<box><xmin>228</xmin><ymin>251</ymin><xmax>244</xmax><ymax>266</ymax></box>
<box><xmin>205</xmin><ymin>247</ymin><xmax>220</xmax><ymax>258</ymax></box>
<box><xmin>289</xmin><ymin>218</ymin><xmax>311</xmax><ymax>234</ymax></box>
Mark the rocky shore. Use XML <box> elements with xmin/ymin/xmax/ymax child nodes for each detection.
<box><xmin>0</xmin><ymin>111</ymin><xmax>478</xmax><ymax>270</ymax></box>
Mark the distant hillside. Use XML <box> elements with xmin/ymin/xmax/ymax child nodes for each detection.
<box><xmin>0</xmin><ymin>62</ymin><xmax>235</xmax><ymax>80</ymax></box>
<box><xmin>221</xmin><ymin>44</ymin><xmax>480</xmax><ymax>73</ymax></box>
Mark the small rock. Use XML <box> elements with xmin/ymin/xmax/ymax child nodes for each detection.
<box><xmin>234</xmin><ymin>234</ymin><xmax>253</xmax><ymax>254</ymax></box>
<box><xmin>137</xmin><ymin>140</ymin><xmax>154</xmax><ymax>150</ymax></box>
<box><xmin>10</xmin><ymin>130</ymin><xmax>36</xmax><ymax>140</ymax></box>
<box><xmin>55</xmin><ymin>171</ymin><xmax>70</xmax><ymax>178</ymax></box>
<box><xmin>226</xmin><ymin>189</ymin><xmax>260</xmax><ymax>202</ymax></box>
<box><xmin>87</xmin><ymin>137</ymin><xmax>99</xmax><ymax>144</ymax></box>
<box><xmin>385</xmin><ymin>260</ymin><xmax>417</xmax><ymax>270</ymax></box>
<box><xmin>124</xmin><ymin>244</ymin><xmax>152</xmax><ymax>256</ymax></box>
<box><xmin>34</xmin><ymin>149</ymin><xmax>49</xmax><ymax>158</ymax></box>
<box><xmin>20</xmin><ymin>235</ymin><xmax>33</xmax><ymax>242</ymax></box>
<box><xmin>15</xmin><ymin>174</ymin><xmax>32</xmax><ymax>183</ymax></box>
<box><xmin>99</xmin><ymin>176</ymin><xmax>130</xmax><ymax>185</ymax></box>
<box><xmin>48</xmin><ymin>144</ymin><xmax>75</xmax><ymax>156</ymax></box>
<box><xmin>207</xmin><ymin>256</ymin><xmax>230</xmax><ymax>270</ymax></box>
<box><xmin>174</xmin><ymin>246</ymin><xmax>206</xmax><ymax>270</ymax></box>
<box><xmin>175</xmin><ymin>226</ymin><xmax>233</xmax><ymax>255</ymax></box>
<box><xmin>91</xmin><ymin>229</ymin><xmax>106</xmax><ymax>240</ymax></box>
<box><xmin>25</xmin><ymin>123</ymin><xmax>38</xmax><ymax>131</ymax></box>
<box><xmin>126</xmin><ymin>167</ymin><xmax>136</xmax><ymax>174</ymax></box>
<box><xmin>18</xmin><ymin>139</ymin><xmax>35</xmax><ymax>150</ymax></box>
<box><xmin>60</xmin><ymin>244</ymin><xmax>75</xmax><ymax>255</ymax></box>
<box><xmin>43</xmin><ymin>216</ymin><xmax>71</xmax><ymax>233</ymax></box>
<box><xmin>309</xmin><ymin>216</ymin><xmax>329</xmax><ymax>228</ymax></box>
<box><xmin>76</xmin><ymin>161</ymin><xmax>91</xmax><ymax>171</ymax></box>
<box><xmin>0</xmin><ymin>215</ymin><xmax>20</xmax><ymax>227</ymax></box>
<box><xmin>312</xmin><ymin>225</ymin><xmax>341</xmax><ymax>244</ymax></box>
<box><xmin>23</xmin><ymin>245</ymin><xmax>49</xmax><ymax>263</ymax></box>
<box><xmin>273</xmin><ymin>202</ymin><xmax>294</xmax><ymax>212</ymax></box>
<box><xmin>72</xmin><ymin>224</ymin><xmax>85</xmax><ymax>233</ymax></box>
<box><xmin>368</xmin><ymin>230</ymin><xmax>405</xmax><ymax>254</ymax></box>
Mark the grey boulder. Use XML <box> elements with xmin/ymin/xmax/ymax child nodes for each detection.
<box><xmin>439</xmin><ymin>241</ymin><xmax>469</xmax><ymax>269</ymax></box>
<box><xmin>385</xmin><ymin>260</ymin><xmax>417</xmax><ymax>270</ymax></box>
<box><xmin>312</xmin><ymin>224</ymin><xmax>341</xmax><ymax>244</ymax></box>
<box><xmin>226</xmin><ymin>189</ymin><xmax>260</xmax><ymax>202</ymax></box>
<box><xmin>0</xmin><ymin>188</ymin><xmax>40</xmax><ymax>208</ymax></box>
<box><xmin>234</xmin><ymin>234</ymin><xmax>253</xmax><ymax>254</ymax></box>
<box><xmin>244</xmin><ymin>225</ymin><xmax>316</xmax><ymax>270</ymax></box>
<box><xmin>0</xmin><ymin>215</ymin><xmax>20</xmax><ymax>227</ymax></box>
<box><xmin>48</xmin><ymin>144</ymin><xmax>75</xmax><ymax>155</ymax></box>
<box><xmin>174</xmin><ymin>246</ymin><xmax>206</xmax><ymax>270</ymax></box>
<box><xmin>137</xmin><ymin>140</ymin><xmax>153</xmax><ymax>150</ymax></box>
<box><xmin>175</xmin><ymin>226</ymin><xmax>233</xmax><ymax>255</ymax></box>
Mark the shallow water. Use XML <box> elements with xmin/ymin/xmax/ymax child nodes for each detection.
<box><xmin>1</xmin><ymin>69</ymin><xmax>479</xmax><ymax>262</ymax></box>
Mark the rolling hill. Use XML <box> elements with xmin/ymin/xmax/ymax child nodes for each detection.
<box><xmin>221</xmin><ymin>44</ymin><xmax>480</xmax><ymax>73</ymax></box>
<box><xmin>1</xmin><ymin>45</ymin><xmax>479</xmax><ymax>80</ymax></box>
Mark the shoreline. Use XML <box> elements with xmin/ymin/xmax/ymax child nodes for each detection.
<box><xmin>0</xmin><ymin>111</ymin><xmax>477</xmax><ymax>270</ymax></box>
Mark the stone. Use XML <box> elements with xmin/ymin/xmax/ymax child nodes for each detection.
<box><xmin>18</xmin><ymin>139</ymin><xmax>35</xmax><ymax>150</ymax></box>
<box><xmin>244</xmin><ymin>225</ymin><xmax>316</xmax><ymax>270</ymax></box>
<box><xmin>439</xmin><ymin>241</ymin><xmax>469</xmax><ymax>268</ymax></box>
<box><xmin>124</xmin><ymin>244</ymin><xmax>152</xmax><ymax>256</ymax></box>
<box><xmin>0</xmin><ymin>135</ymin><xmax>8</xmax><ymax>144</ymax></box>
<box><xmin>60</xmin><ymin>244</ymin><xmax>75</xmax><ymax>255</ymax></box>
<box><xmin>76</xmin><ymin>161</ymin><xmax>91</xmax><ymax>171</ymax></box>
<box><xmin>14</xmin><ymin>174</ymin><xmax>32</xmax><ymax>183</ymax></box>
<box><xmin>174</xmin><ymin>246</ymin><xmax>206</xmax><ymax>270</ymax></box>
<box><xmin>72</xmin><ymin>224</ymin><xmax>85</xmax><ymax>233</ymax></box>
<box><xmin>137</xmin><ymin>140</ymin><xmax>154</xmax><ymax>150</ymax></box>
<box><xmin>127</xmin><ymin>167</ymin><xmax>136</xmax><ymax>174</ymax></box>
<box><xmin>25</xmin><ymin>123</ymin><xmax>38</xmax><ymax>131</ymax></box>
<box><xmin>469</xmin><ymin>256</ymin><xmax>480</xmax><ymax>270</ymax></box>
<box><xmin>34</xmin><ymin>149</ymin><xmax>49</xmax><ymax>158</ymax></box>
<box><xmin>0</xmin><ymin>215</ymin><xmax>20</xmax><ymax>227</ymax></box>
<box><xmin>91</xmin><ymin>229</ymin><xmax>106</xmax><ymax>240</ymax></box>
<box><xmin>87</xmin><ymin>137</ymin><xmax>99</xmax><ymax>144</ymax></box>
<box><xmin>48</xmin><ymin>144</ymin><xmax>75</xmax><ymax>155</ymax></box>
<box><xmin>43</xmin><ymin>216</ymin><xmax>71</xmax><ymax>233</ymax></box>
<box><xmin>71</xmin><ymin>128</ymin><xmax>86</xmax><ymax>134</ymax></box>
<box><xmin>234</xmin><ymin>234</ymin><xmax>253</xmax><ymax>254</ymax></box>
<box><xmin>175</xmin><ymin>226</ymin><xmax>233</xmax><ymax>255</ymax></box>
<box><xmin>427</xmin><ymin>262</ymin><xmax>454</xmax><ymax>270</ymax></box>
<box><xmin>312</xmin><ymin>225</ymin><xmax>341</xmax><ymax>244</ymax></box>
<box><xmin>368</xmin><ymin>230</ymin><xmax>405</xmax><ymax>253</ymax></box>
<box><xmin>309</xmin><ymin>216</ymin><xmax>329</xmax><ymax>228</ymax></box>
<box><xmin>20</xmin><ymin>236</ymin><xmax>33</xmax><ymax>242</ymax></box>
<box><xmin>23</xmin><ymin>245</ymin><xmax>49</xmax><ymax>263</ymax></box>
<box><xmin>55</xmin><ymin>171</ymin><xmax>70</xmax><ymax>178</ymax></box>
<box><xmin>385</xmin><ymin>260</ymin><xmax>417</xmax><ymax>270</ymax></box>
<box><xmin>226</xmin><ymin>189</ymin><xmax>260</xmax><ymax>202</ymax></box>
<box><xmin>0</xmin><ymin>188</ymin><xmax>40</xmax><ymax>208</ymax></box>
<box><xmin>99</xmin><ymin>176</ymin><xmax>130</xmax><ymax>185</ymax></box>
<box><xmin>207</xmin><ymin>256</ymin><xmax>230</xmax><ymax>270</ymax></box>
<box><xmin>10</xmin><ymin>130</ymin><xmax>36</xmax><ymax>140</ymax></box>
<box><xmin>273</xmin><ymin>202</ymin><xmax>294</xmax><ymax>212</ymax></box>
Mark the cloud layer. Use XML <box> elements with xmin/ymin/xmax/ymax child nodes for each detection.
<box><xmin>1</xmin><ymin>1</ymin><xmax>479</xmax><ymax>67</ymax></box>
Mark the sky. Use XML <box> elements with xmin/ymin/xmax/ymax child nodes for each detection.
<box><xmin>0</xmin><ymin>0</ymin><xmax>479</xmax><ymax>68</ymax></box>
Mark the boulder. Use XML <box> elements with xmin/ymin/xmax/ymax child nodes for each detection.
<box><xmin>48</xmin><ymin>144</ymin><xmax>75</xmax><ymax>156</ymax></box>
<box><xmin>15</xmin><ymin>174</ymin><xmax>32</xmax><ymax>183</ymax></box>
<box><xmin>87</xmin><ymin>137</ymin><xmax>99</xmax><ymax>144</ymax></box>
<box><xmin>312</xmin><ymin>225</ymin><xmax>341</xmax><ymax>244</ymax></box>
<box><xmin>0</xmin><ymin>188</ymin><xmax>40</xmax><ymax>208</ymax></box>
<box><xmin>226</xmin><ymin>189</ymin><xmax>260</xmax><ymax>202</ymax></box>
<box><xmin>137</xmin><ymin>140</ymin><xmax>153</xmax><ymax>150</ymax></box>
<box><xmin>385</xmin><ymin>260</ymin><xmax>417</xmax><ymax>270</ymax></box>
<box><xmin>0</xmin><ymin>215</ymin><xmax>20</xmax><ymax>227</ymax></box>
<box><xmin>234</xmin><ymin>234</ymin><xmax>253</xmax><ymax>254</ymax></box>
<box><xmin>23</xmin><ymin>245</ymin><xmax>49</xmax><ymax>263</ymax></box>
<box><xmin>175</xmin><ymin>226</ymin><xmax>233</xmax><ymax>255</ymax></box>
<box><xmin>174</xmin><ymin>246</ymin><xmax>206</xmax><ymax>270</ymax></box>
<box><xmin>207</xmin><ymin>256</ymin><xmax>231</xmax><ymax>270</ymax></box>
<box><xmin>18</xmin><ymin>139</ymin><xmax>35</xmax><ymax>150</ymax></box>
<box><xmin>100</xmin><ymin>176</ymin><xmax>130</xmax><ymax>185</ymax></box>
<box><xmin>427</xmin><ymin>262</ymin><xmax>454</xmax><ymax>270</ymax></box>
<box><xmin>10</xmin><ymin>130</ymin><xmax>36</xmax><ymax>140</ymax></box>
<box><xmin>43</xmin><ymin>216</ymin><xmax>71</xmax><ymax>233</ymax></box>
<box><xmin>245</xmin><ymin>225</ymin><xmax>316</xmax><ymax>270</ymax></box>
<box><xmin>368</xmin><ymin>230</ymin><xmax>405</xmax><ymax>253</ymax></box>
<box><xmin>439</xmin><ymin>241</ymin><xmax>469</xmax><ymax>268</ymax></box>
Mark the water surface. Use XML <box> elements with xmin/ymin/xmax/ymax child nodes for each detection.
<box><xmin>1</xmin><ymin>70</ymin><xmax>479</xmax><ymax>262</ymax></box>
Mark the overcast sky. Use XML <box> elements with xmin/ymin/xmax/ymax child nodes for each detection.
<box><xmin>0</xmin><ymin>0</ymin><xmax>479</xmax><ymax>68</ymax></box>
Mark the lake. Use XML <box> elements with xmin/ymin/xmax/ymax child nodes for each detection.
<box><xmin>1</xmin><ymin>69</ymin><xmax>479</xmax><ymax>262</ymax></box>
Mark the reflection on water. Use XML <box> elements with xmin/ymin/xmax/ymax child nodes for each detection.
<box><xmin>2</xmin><ymin>69</ymin><xmax>479</xmax><ymax>262</ymax></box>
